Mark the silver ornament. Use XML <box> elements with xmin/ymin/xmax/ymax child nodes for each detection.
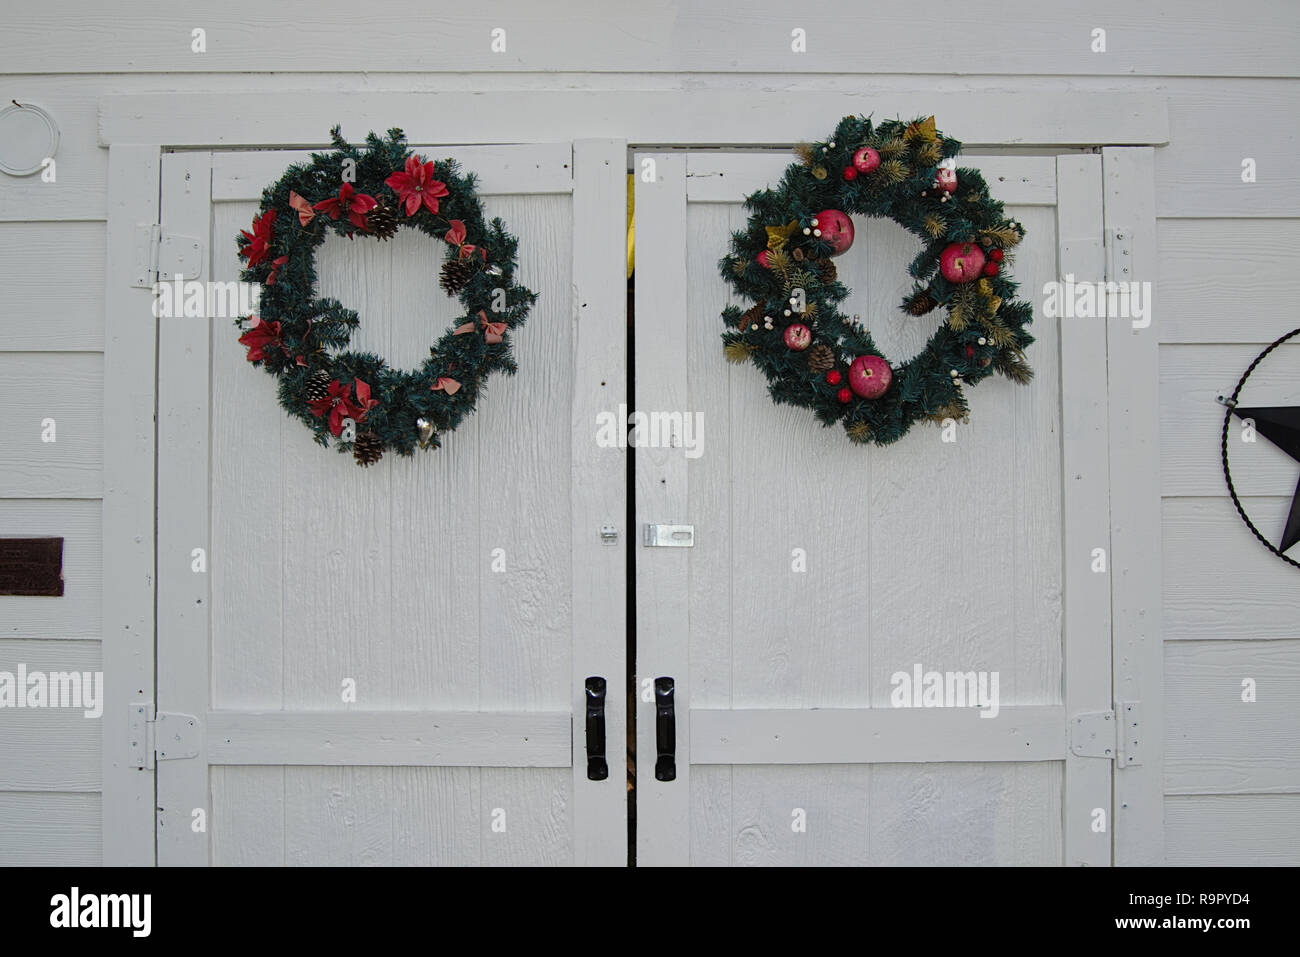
<box><xmin>416</xmin><ymin>418</ymin><xmax>435</xmax><ymax>449</ymax></box>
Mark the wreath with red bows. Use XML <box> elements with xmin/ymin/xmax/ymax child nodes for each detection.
<box><xmin>234</xmin><ymin>127</ymin><xmax>536</xmax><ymax>466</ymax></box>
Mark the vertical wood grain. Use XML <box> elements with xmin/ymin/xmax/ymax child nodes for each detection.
<box><xmin>1056</xmin><ymin>154</ymin><xmax>1114</xmax><ymax>866</ymax></box>
<box><xmin>570</xmin><ymin>140</ymin><xmax>629</xmax><ymax>866</ymax></box>
<box><xmin>100</xmin><ymin>143</ymin><xmax>159</xmax><ymax>866</ymax></box>
<box><xmin>156</xmin><ymin>151</ymin><xmax>214</xmax><ymax>865</ymax></box>
<box><xmin>1103</xmin><ymin>147</ymin><xmax>1165</xmax><ymax>866</ymax></box>
<box><xmin>634</xmin><ymin>153</ymin><xmax>691</xmax><ymax>866</ymax></box>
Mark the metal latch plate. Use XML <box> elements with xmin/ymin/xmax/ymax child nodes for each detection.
<box><xmin>1070</xmin><ymin>710</ymin><xmax>1115</xmax><ymax>759</ymax></box>
<box><xmin>643</xmin><ymin>524</ymin><xmax>694</xmax><ymax>547</ymax></box>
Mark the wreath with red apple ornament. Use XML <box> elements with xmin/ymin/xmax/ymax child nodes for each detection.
<box><xmin>234</xmin><ymin>127</ymin><xmax>536</xmax><ymax>466</ymax></box>
<box><xmin>719</xmin><ymin>114</ymin><xmax>1034</xmax><ymax>445</ymax></box>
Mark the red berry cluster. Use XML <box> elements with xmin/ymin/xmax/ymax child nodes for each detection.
<box><xmin>983</xmin><ymin>247</ymin><xmax>1005</xmax><ymax>277</ymax></box>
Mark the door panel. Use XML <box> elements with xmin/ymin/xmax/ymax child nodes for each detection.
<box><xmin>635</xmin><ymin>151</ymin><xmax>1107</xmax><ymax>866</ymax></box>
<box><xmin>157</xmin><ymin>142</ymin><xmax>626</xmax><ymax>866</ymax></box>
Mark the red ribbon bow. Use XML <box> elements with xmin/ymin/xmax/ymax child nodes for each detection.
<box><xmin>454</xmin><ymin>310</ymin><xmax>507</xmax><ymax>344</ymax></box>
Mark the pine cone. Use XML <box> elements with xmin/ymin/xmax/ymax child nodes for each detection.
<box><xmin>305</xmin><ymin>369</ymin><xmax>332</xmax><ymax>402</ymax></box>
<box><xmin>352</xmin><ymin>431</ymin><xmax>384</xmax><ymax>467</ymax></box>
<box><xmin>907</xmin><ymin>290</ymin><xmax>939</xmax><ymax>316</ymax></box>
<box><xmin>807</xmin><ymin>344</ymin><xmax>835</xmax><ymax>374</ymax></box>
<box><xmin>366</xmin><ymin>200</ymin><xmax>398</xmax><ymax>241</ymax></box>
<box><xmin>739</xmin><ymin>300</ymin><xmax>766</xmax><ymax>331</ymax></box>
<box><xmin>816</xmin><ymin>259</ymin><xmax>837</xmax><ymax>284</ymax></box>
<box><xmin>440</xmin><ymin>258</ymin><xmax>475</xmax><ymax>296</ymax></box>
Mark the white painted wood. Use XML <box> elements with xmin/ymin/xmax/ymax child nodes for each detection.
<box><xmin>156</xmin><ymin>150</ymin><xmax>213</xmax><ymax>866</ymax></box>
<box><xmin>0</xmin><ymin>499</ymin><xmax>100</xmax><ymax>640</ymax></box>
<box><xmin>634</xmin><ymin>153</ymin><xmax>692</xmax><ymax>867</ymax></box>
<box><xmin>1102</xmin><ymin>146</ymin><xmax>1165</xmax><ymax>866</ymax></box>
<box><xmin>1157</xmin><ymin>222</ymin><xmax>1300</xmax><ymax>344</ymax></box>
<box><xmin>1166</xmin><ymin>639</ymin><xmax>1300</xmax><ymax>795</ymax></box>
<box><xmin>0</xmin><ymin>638</ymin><xmax>102</xmax><ymax>792</ymax></box>
<box><xmin>692</xmin><ymin>706</ymin><xmax>1065</xmax><ymax>763</ymax></box>
<box><xmin>1056</xmin><ymin>153</ymin><xmax>1114</xmax><ymax>867</ymax></box>
<box><xmin>0</xmin><ymin>187</ymin><xmax>105</xmax><ymax>223</ymax></box>
<box><xmin>100</xmin><ymin>142</ymin><xmax>159</xmax><ymax>867</ymax></box>
<box><xmin>100</xmin><ymin>92</ymin><xmax>1168</xmax><ymax>149</ymax></box>
<box><xmin>0</xmin><ymin>221</ymin><xmax>105</xmax><ymax>350</ymax></box>
<box><xmin>1161</xmin><ymin>342</ymin><xmax>1300</xmax><ymax>497</ymax></box>
<box><xmin>156</xmin><ymin>141</ymin><xmax>622</xmax><ymax>866</ymax></box>
<box><xmin>0</xmin><ymin>793</ymin><xmax>100</xmax><ymax>866</ymax></box>
<box><xmin>0</xmin><ymin>352</ymin><xmax>102</xmax><ymax>496</ymax></box>
<box><xmin>207</xmin><ymin>711</ymin><xmax>570</xmax><ymax>766</ymax></box>
<box><xmin>213</xmin><ymin>144</ymin><xmax>574</xmax><ymax>202</ymax></box>
<box><xmin>638</xmin><ymin>148</ymin><xmax>1072</xmax><ymax>866</ymax></box>
<box><xmin>569</xmin><ymin>139</ymin><xmax>629</xmax><ymax>866</ymax></box>
<box><xmin>11</xmin><ymin>2</ymin><xmax>1295</xmax><ymax>77</ymax></box>
<box><xmin>1166</xmin><ymin>794</ymin><xmax>1300</xmax><ymax>866</ymax></box>
<box><xmin>687</xmin><ymin>154</ymin><xmax>1056</xmax><ymax>207</ymax></box>
<box><xmin>1162</xmin><ymin>496</ymin><xmax>1299</xmax><ymax>641</ymax></box>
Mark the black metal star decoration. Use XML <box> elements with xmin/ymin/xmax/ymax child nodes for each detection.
<box><xmin>1219</xmin><ymin>327</ymin><xmax>1300</xmax><ymax>569</ymax></box>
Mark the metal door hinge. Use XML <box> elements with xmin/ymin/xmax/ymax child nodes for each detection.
<box><xmin>643</xmin><ymin>524</ymin><xmax>694</xmax><ymax>547</ymax></box>
<box><xmin>1070</xmin><ymin>702</ymin><xmax>1140</xmax><ymax>766</ymax></box>
<box><xmin>1104</xmin><ymin>226</ymin><xmax>1133</xmax><ymax>283</ymax></box>
<box><xmin>132</xmin><ymin>224</ymin><xmax>204</xmax><ymax>288</ymax></box>
<box><xmin>128</xmin><ymin>703</ymin><xmax>200</xmax><ymax>769</ymax></box>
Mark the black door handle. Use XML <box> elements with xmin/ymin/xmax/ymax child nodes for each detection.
<box><xmin>655</xmin><ymin>677</ymin><xmax>676</xmax><ymax>782</ymax></box>
<box><xmin>585</xmin><ymin>676</ymin><xmax>608</xmax><ymax>781</ymax></box>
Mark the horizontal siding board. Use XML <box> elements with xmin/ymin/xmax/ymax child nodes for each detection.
<box><xmin>100</xmin><ymin>91</ymin><xmax>1168</xmax><ymax>148</ymax></box>
<box><xmin>1157</xmin><ymin>221</ymin><xmax>1300</xmax><ymax>344</ymax></box>
<box><xmin>691</xmin><ymin>706</ymin><xmax>1065</xmax><ymax>764</ymax></box>
<box><xmin>1157</xmin><ymin>83</ymin><xmax>1300</xmax><ymax>218</ymax></box>
<box><xmin>0</xmin><ymin>639</ymin><xmax>102</xmax><ymax>791</ymax></box>
<box><xmin>0</xmin><ymin>792</ymin><xmax>100</xmax><ymax>865</ymax></box>
<box><xmin>1165</xmin><ymin>639</ymin><xmax>1300</xmax><ymax>794</ymax></box>
<box><xmin>687</xmin><ymin>153</ymin><xmax>1056</xmax><ymax>205</ymax></box>
<box><xmin>213</xmin><ymin>144</ymin><xmax>573</xmax><ymax>201</ymax></box>
<box><xmin>4</xmin><ymin>2</ymin><xmax>1296</xmax><ymax>76</ymax></box>
<box><xmin>1166</xmin><ymin>794</ymin><xmax>1300</xmax><ymax>865</ymax></box>
<box><xmin>0</xmin><ymin>353</ymin><xmax>104</xmax><ymax>496</ymax></box>
<box><xmin>1160</xmin><ymin>343</ymin><xmax>1300</xmax><ymax>497</ymax></box>
<box><xmin>207</xmin><ymin>710</ymin><xmax>572</xmax><ymax>767</ymax></box>
<box><xmin>0</xmin><ymin>499</ymin><xmax>101</xmax><ymax>639</ymax></box>
<box><xmin>0</xmin><ymin>223</ymin><xmax>105</xmax><ymax>351</ymax></box>
<box><xmin>1162</xmin><ymin>497</ymin><xmax>1299</xmax><ymax>640</ymax></box>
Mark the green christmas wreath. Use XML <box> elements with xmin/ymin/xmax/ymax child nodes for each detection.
<box><xmin>719</xmin><ymin>114</ymin><xmax>1034</xmax><ymax>445</ymax></box>
<box><xmin>234</xmin><ymin>127</ymin><xmax>537</xmax><ymax>466</ymax></box>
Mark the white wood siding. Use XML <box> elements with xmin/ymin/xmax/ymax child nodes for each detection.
<box><xmin>2</xmin><ymin>0</ymin><xmax>1297</xmax><ymax>866</ymax></box>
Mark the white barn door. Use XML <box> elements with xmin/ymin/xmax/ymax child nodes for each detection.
<box><xmin>156</xmin><ymin>141</ymin><xmax>627</xmax><ymax>866</ymax></box>
<box><xmin>634</xmin><ymin>151</ymin><xmax>1115</xmax><ymax>866</ymax></box>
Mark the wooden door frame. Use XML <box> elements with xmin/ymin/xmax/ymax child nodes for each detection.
<box><xmin>100</xmin><ymin>90</ymin><xmax>1165</xmax><ymax>866</ymax></box>
<box><xmin>101</xmin><ymin>117</ymin><xmax>629</xmax><ymax>866</ymax></box>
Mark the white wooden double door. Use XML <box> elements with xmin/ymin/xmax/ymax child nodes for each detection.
<box><xmin>157</xmin><ymin>141</ymin><xmax>1120</xmax><ymax>866</ymax></box>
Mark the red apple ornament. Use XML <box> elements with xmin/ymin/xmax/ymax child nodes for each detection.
<box><xmin>852</xmin><ymin>147</ymin><xmax>881</xmax><ymax>174</ymax></box>
<box><xmin>939</xmin><ymin>242</ymin><xmax>986</xmax><ymax>283</ymax></box>
<box><xmin>935</xmin><ymin>166</ymin><xmax>958</xmax><ymax>194</ymax></box>
<box><xmin>842</xmin><ymin>166</ymin><xmax>858</xmax><ymax>181</ymax></box>
<box><xmin>783</xmin><ymin>324</ymin><xmax>812</xmax><ymax>351</ymax></box>
<box><xmin>848</xmin><ymin>354</ymin><xmax>892</xmax><ymax>399</ymax></box>
<box><xmin>814</xmin><ymin>209</ymin><xmax>854</xmax><ymax>256</ymax></box>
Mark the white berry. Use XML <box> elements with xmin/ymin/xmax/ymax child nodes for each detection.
<box><xmin>811</xmin><ymin>218</ymin><xmax>819</xmax><ymax>227</ymax></box>
<box><xmin>813</xmin><ymin>229</ymin><xmax>821</xmax><ymax>237</ymax></box>
<box><xmin>803</xmin><ymin>227</ymin><xmax>811</xmax><ymax>235</ymax></box>
<box><xmin>978</xmin><ymin>337</ymin><xmax>987</xmax><ymax>345</ymax></box>
<box><xmin>829</xmin><ymin>141</ymin><xmax>836</xmax><ymax>147</ymax></box>
<box><xmin>950</xmin><ymin>369</ymin><xmax>959</xmax><ymax>377</ymax></box>
<box><xmin>784</xmin><ymin>309</ymin><xmax>791</xmax><ymax>316</ymax></box>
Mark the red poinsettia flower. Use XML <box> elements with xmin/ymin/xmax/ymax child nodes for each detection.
<box><xmin>386</xmin><ymin>155</ymin><xmax>450</xmax><ymax>216</ymax></box>
<box><xmin>313</xmin><ymin>183</ymin><xmax>378</xmax><ymax>230</ymax></box>
<box><xmin>307</xmin><ymin>378</ymin><xmax>375</xmax><ymax>436</ymax></box>
<box><xmin>237</xmin><ymin>316</ymin><xmax>285</xmax><ymax>363</ymax></box>
<box><xmin>239</xmin><ymin>209</ymin><xmax>277</xmax><ymax>266</ymax></box>
<box><xmin>265</xmin><ymin>255</ymin><xmax>289</xmax><ymax>285</ymax></box>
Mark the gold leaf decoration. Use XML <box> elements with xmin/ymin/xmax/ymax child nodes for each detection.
<box><xmin>878</xmin><ymin>159</ymin><xmax>909</xmax><ymax>185</ymax></box>
<box><xmin>878</xmin><ymin>138</ymin><xmax>908</xmax><ymax>160</ymax></box>
<box><xmin>766</xmin><ymin>220</ymin><xmax>799</xmax><ymax>252</ymax></box>
<box><xmin>724</xmin><ymin>341</ymin><xmax>758</xmax><ymax>364</ymax></box>
<box><xmin>923</xmin><ymin>214</ymin><xmax>946</xmax><ymax>238</ymax></box>
<box><xmin>846</xmin><ymin>421</ymin><xmax>873</xmax><ymax>444</ymax></box>
<box><xmin>793</xmin><ymin>142</ymin><xmax>816</xmax><ymax>166</ymax></box>
<box><xmin>904</xmin><ymin>115</ymin><xmax>938</xmax><ymax>143</ymax></box>
<box><xmin>916</xmin><ymin>141</ymin><xmax>942</xmax><ymax>166</ymax></box>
